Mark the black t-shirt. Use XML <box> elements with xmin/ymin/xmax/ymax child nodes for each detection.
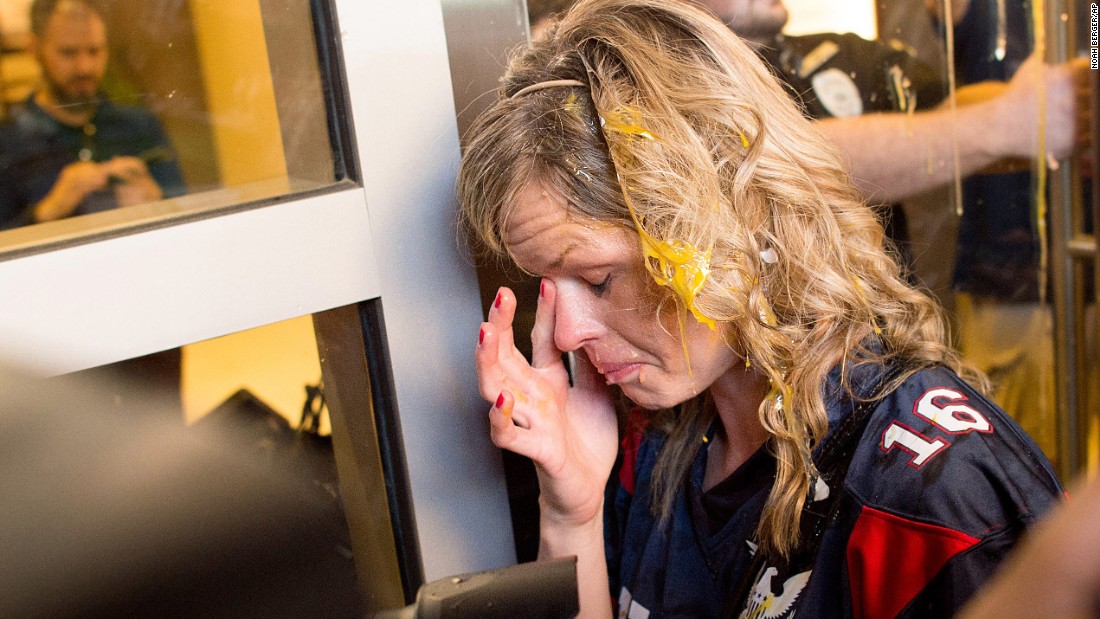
<box><xmin>760</xmin><ymin>32</ymin><xmax>947</xmax><ymax>120</ymax></box>
<box><xmin>757</xmin><ymin>33</ymin><xmax>948</xmax><ymax>275</ymax></box>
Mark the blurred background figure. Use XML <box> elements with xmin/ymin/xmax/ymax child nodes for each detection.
<box><xmin>692</xmin><ymin>0</ymin><xmax>945</xmax><ymax>276</ymax></box>
<box><xmin>0</xmin><ymin>0</ymin><xmax>194</xmax><ymax>427</ymax></box>
<box><xmin>692</xmin><ymin>0</ymin><xmax>1085</xmax><ymax>277</ymax></box>
<box><xmin>0</xmin><ymin>0</ymin><xmax>185</xmax><ymax>229</ymax></box>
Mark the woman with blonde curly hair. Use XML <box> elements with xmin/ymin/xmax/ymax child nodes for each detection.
<box><xmin>459</xmin><ymin>0</ymin><xmax>1061</xmax><ymax>616</ymax></box>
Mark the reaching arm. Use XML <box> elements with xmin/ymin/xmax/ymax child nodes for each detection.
<box><xmin>818</xmin><ymin>55</ymin><xmax>1088</xmax><ymax>203</ymax></box>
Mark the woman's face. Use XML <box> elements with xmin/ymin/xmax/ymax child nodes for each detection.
<box><xmin>504</xmin><ymin>182</ymin><xmax>739</xmax><ymax>410</ymax></box>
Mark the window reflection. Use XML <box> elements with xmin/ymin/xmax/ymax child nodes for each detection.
<box><xmin>0</xmin><ymin>0</ymin><xmax>342</xmax><ymax>243</ymax></box>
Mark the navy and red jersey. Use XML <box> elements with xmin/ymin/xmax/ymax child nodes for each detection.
<box><xmin>606</xmin><ymin>364</ymin><xmax>1063</xmax><ymax>618</ymax></box>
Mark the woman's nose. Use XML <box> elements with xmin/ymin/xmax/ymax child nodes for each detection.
<box><xmin>552</xmin><ymin>281</ymin><xmax>603</xmax><ymax>352</ymax></box>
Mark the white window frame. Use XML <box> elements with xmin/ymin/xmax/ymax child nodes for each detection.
<box><xmin>0</xmin><ymin>0</ymin><xmax>514</xmax><ymax>589</ymax></box>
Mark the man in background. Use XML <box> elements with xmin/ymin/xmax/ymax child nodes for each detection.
<box><xmin>0</xmin><ymin>0</ymin><xmax>185</xmax><ymax>229</ymax></box>
<box><xmin>695</xmin><ymin>0</ymin><xmax>948</xmax><ymax>272</ymax></box>
<box><xmin>691</xmin><ymin>0</ymin><xmax>1084</xmax><ymax>205</ymax></box>
<box><xmin>0</xmin><ymin>0</ymin><xmax>189</xmax><ymax>420</ymax></box>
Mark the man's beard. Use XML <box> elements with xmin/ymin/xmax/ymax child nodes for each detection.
<box><xmin>44</xmin><ymin>74</ymin><xmax>102</xmax><ymax>116</ymax></box>
<box><xmin>726</xmin><ymin>15</ymin><xmax>786</xmax><ymax>46</ymax></box>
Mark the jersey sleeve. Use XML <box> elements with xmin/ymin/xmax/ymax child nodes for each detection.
<box><xmin>841</xmin><ymin>366</ymin><xmax>1063</xmax><ymax>618</ymax></box>
<box><xmin>836</xmin><ymin>32</ymin><xmax>946</xmax><ymax>112</ymax></box>
<box><xmin>877</xmin><ymin>37</ymin><xmax>947</xmax><ymax>110</ymax></box>
<box><xmin>776</xmin><ymin>32</ymin><xmax>947</xmax><ymax>119</ymax></box>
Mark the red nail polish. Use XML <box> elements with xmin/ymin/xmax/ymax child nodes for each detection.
<box><xmin>494</xmin><ymin>292</ymin><xmax>502</xmax><ymax>308</ymax></box>
<box><xmin>495</xmin><ymin>393</ymin><xmax>505</xmax><ymax>408</ymax></box>
<box><xmin>479</xmin><ymin>326</ymin><xmax>485</xmax><ymax>344</ymax></box>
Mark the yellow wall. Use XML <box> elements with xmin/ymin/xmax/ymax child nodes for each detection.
<box><xmin>181</xmin><ymin>315</ymin><xmax>327</xmax><ymax>433</ymax></box>
<box><xmin>182</xmin><ymin>3</ymin><xmax>319</xmax><ymax>433</ymax></box>
<box><xmin>189</xmin><ymin>0</ymin><xmax>288</xmax><ymax>186</ymax></box>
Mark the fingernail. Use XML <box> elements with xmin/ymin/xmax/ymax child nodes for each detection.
<box><xmin>539</xmin><ymin>280</ymin><xmax>545</xmax><ymax>297</ymax></box>
<box><xmin>495</xmin><ymin>392</ymin><xmax>505</xmax><ymax>408</ymax></box>
<box><xmin>479</xmin><ymin>326</ymin><xmax>485</xmax><ymax>344</ymax></box>
<box><xmin>494</xmin><ymin>291</ymin><xmax>502</xmax><ymax>308</ymax></box>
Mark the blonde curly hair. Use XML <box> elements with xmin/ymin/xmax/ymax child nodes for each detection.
<box><xmin>458</xmin><ymin>0</ymin><xmax>982</xmax><ymax>559</ymax></box>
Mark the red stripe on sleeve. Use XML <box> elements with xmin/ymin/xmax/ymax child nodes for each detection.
<box><xmin>847</xmin><ymin>505</ymin><xmax>979</xmax><ymax>619</ymax></box>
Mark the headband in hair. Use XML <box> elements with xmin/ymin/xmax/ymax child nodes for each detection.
<box><xmin>510</xmin><ymin>79</ymin><xmax>587</xmax><ymax>99</ymax></box>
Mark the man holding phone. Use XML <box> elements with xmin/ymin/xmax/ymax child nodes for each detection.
<box><xmin>0</xmin><ymin>0</ymin><xmax>185</xmax><ymax>228</ymax></box>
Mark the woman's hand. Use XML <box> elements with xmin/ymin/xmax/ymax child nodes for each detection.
<box><xmin>476</xmin><ymin>281</ymin><xmax>619</xmax><ymax>527</ymax></box>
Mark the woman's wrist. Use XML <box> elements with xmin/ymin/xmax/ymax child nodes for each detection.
<box><xmin>538</xmin><ymin>497</ymin><xmax>604</xmax><ymax>558</ymax></box>
<box><xmin>539</xmin><ymin>493</ymin><xmax>604</xmax><ymax>528</ymax></box>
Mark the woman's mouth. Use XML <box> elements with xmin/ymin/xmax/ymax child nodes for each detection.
<box><xmin>599</xmin><ymin>362</ymin><xmax>642</xmax><ymax>385</ymax></box>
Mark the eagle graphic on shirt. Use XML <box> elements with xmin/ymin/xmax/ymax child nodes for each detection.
<box><xmin>738</xmin><ymin>566</ymin><xmax>811</xmax><ymax>619</ymax></box>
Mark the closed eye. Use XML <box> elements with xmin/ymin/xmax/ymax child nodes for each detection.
<box><xmin>590</xmin><ymin>273</ymin><xmax>612</xmax><ymax>297</ymax></box>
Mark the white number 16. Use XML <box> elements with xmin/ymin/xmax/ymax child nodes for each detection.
<box><xmin>880</xmin><ymin>387</ymin><xmax>993</xmax><ymax>469</ymax></box>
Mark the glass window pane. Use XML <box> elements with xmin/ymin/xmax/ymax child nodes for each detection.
<box><xmin>0</xmin><ymin>0</ymin><xmax>348</xmax><ymax>251</ymax></box>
